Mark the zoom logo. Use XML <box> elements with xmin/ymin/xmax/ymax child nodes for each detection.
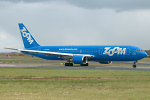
<box><xmin>21</xmin><ymin>27</ymin><xmax>33</xmax><ymax>44</ymax></box>
<box><xmin>103</xmin><ymin>47</ymin><xmax>126</xmax><ymax>56</ymax></box>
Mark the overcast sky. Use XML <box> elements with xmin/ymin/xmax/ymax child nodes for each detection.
<box><xmin>0</xmin><ymin>0</ymin><xmax>150</xmax><ymax>52</ymax></box>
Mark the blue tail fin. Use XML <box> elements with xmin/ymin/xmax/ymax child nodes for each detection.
<box><xmin>18</xmin><ymin>23</ymin><xmax>40</xmax><ymax>49</ymax></box>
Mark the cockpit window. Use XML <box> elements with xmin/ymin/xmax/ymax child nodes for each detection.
<box><xmin>136</xmin><ymin>49</ymin><xmax>142</xmax><ymax>52</ymax></box>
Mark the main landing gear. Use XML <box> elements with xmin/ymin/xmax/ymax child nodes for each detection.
<box><xmin>65</xmin><ymin>63</ymin><xmax>73</xmax><ymax>66</ymax></box>
<box><xmin>133</xmin><ymin>61</ymin><xmax>137</xmax><ymax>68</ymax></box>
<box><xmin>64</xmin><ymin>63</ymin><xmax>89</xmax><ymax>66</ymax></box>
<box><xmin>80</xmin><ymin>63</ymin><xmax>89</xmax><ymax>66</ymax></box>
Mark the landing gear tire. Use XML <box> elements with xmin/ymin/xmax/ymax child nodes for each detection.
<box><xmin>80</xmin><ymin>63</ymin><xmax>88</xmax><ymax>66</ymax></box>
<box><xmin>65</xmin><ymin>63</ymin><xmax>73</xmax><ymax>66</ymax></box>
<box><xmin>133</xmin><ymin>61</ymin><xmax>137</xmax><ymax>68</ymax></box>
<box><xmin>133</xmin><ymin>64</ymin><xmax>136</xmax><ymax>68</ymax></box>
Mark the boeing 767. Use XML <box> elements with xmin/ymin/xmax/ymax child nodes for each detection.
<box><xmin>6</xmin><ymin>23</ymin><xmax>147</xmax><ymax>68</ymax></box>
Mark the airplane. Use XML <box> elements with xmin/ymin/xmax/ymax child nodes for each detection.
<box><xmin>6</xmin><ymin>23</ymin><xmax>147</xmax><ymax>68</ymax></box>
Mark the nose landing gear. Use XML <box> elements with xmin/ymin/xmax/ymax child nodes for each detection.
<box><xmin>133</xmin><ymin>61</ymin><xmax>137</xmax><ymax>68</ymax></box>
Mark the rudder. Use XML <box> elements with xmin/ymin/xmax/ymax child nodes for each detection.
<box><xmin>18</xmin><ymin>23</ymin><xmax>40</xmax><ymax>48</ymax></box>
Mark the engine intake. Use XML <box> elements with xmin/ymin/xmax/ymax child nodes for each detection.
<box><xmin>73</xmin><ymin>55</ymin><xmax>87</xmax><ymax>64</ymax></box>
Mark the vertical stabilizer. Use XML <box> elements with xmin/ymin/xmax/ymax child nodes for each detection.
<box><xmin>18</xmin><ymin>23</ymin><xmax>40</xmax><ymax>48</ymax></box>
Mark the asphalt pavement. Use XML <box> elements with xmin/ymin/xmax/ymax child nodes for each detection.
<box><xmin>0</xmin><ymin>64</ymin><xmax>150</xmax><ymax>71</ymax></box>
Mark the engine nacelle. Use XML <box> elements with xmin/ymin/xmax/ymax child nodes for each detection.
<box><xmin>73</xmin><ymin>55</ymin><xmax>87</xmax><ymax>64</ymax></box>
<box><xmin>99</xmin><ymin>61</ymin><xmax>112</xmax><ymax>64</ymax></box>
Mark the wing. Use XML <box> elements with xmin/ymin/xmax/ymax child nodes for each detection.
<box><xmin>5</xmin><ymin>48</ymin><xmax>94</xmax><ymax>59</ymax></box>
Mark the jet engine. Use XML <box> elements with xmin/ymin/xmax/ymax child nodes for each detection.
<box><xmin>73</xmin><ymin>55</ymin><xmax>87</xmax><ymax>64</ymax></box>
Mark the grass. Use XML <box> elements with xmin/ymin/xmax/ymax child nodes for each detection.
<box><xmin>1</xmin><ymin>79</ymin><xmax>150</xmax><ymax>100</ymax></box>
<box><xmin>0</xmin><ymin>68</ymin><xmax>150</xmax><ymax>100</ymax></box>
<box><xmin>0</xmin><ymin>55</ymin><xmax>66</xmax><ymax>65</ymax></box>
<box><xmin>0</xmin><ymin>56</ymin><xmax>39</xmax><ymax>59</ymax></box>
<box><xmin>141</xmin><ymin>57</ymin><xmax>150</xmax><ymax>61</ymax></box>
<box><xmin>0</xmin><ymin>59</ymin><xmax>66</xmax><ymax>65</ymax></box>
<box><xmin>0</xmin><ymin>56</ymin><xmax>150</xmax><ymax>99</ymax></box>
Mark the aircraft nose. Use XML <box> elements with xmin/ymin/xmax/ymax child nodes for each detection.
<box><xmin>141</xmin><ymin>51</ymin><xmax>147</xmax><ymax>58</ymax></box>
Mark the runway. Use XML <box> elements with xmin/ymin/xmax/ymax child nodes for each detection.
<box><xmin>0</xmin><ymin>64</ymin><xmax>150</xmax><ymax>71</ymax></box>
